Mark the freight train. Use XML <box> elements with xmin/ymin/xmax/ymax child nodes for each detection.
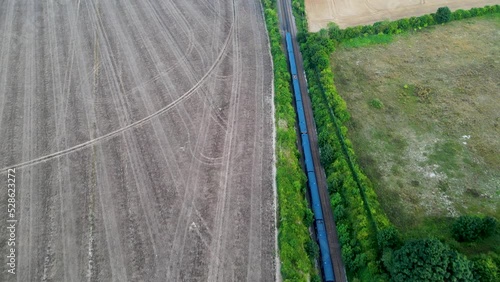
<box><xmin>285</xmin><ymin>32</ymin><xmax>335</xmax><ymax>282</ymax></box>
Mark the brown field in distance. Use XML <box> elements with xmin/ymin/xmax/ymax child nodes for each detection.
<box><xmin>306</xmin><ymin>0</ymin><xmax>500</xmax><ymax>31</ymax></box>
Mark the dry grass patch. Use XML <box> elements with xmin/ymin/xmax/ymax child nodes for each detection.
<box><xmin>332</xmin><ymin>15</ymin><xmax>500</xmax><ymax>251</ymax></box>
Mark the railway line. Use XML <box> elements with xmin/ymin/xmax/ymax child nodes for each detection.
<box><xmin>277</xmin><ymin>0</ymin><xmax>347</xmax><ymax>281</ymax></box>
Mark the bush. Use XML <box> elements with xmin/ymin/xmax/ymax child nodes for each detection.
<box><xmin>463</xmin><ymin>10</ymin><xmax>472</xmax><ymax>19</ymax></box>
<box><xmin>327</xmin><ymin>22</ymin><xmax>342</xmax><ymax>40</ymax></box>
<box><xmin>481</xmin><ymin>216</ymin><xmax>498</xmax><ymax>238</ymax></box>
<box><xmin>472</xmin><ymin>254</ymin><xmax>499</xmax><ymax>282</ymax></box>
<box><xmin>305</xmin><ymin>238</ymin><xmax>320</xmax><ymax>261</ymax></box>
<box><xmin>334</xmin><ymin>204</ymin><xmax>347</xmax><ymax>221</ymax></box>
<box><xmin>377</xmin><ymin>226</ymin><xmax>402</xmax><ymax>250</ymax></box>
<box><xmin>390</xmin><ymin>239</ymin><xmax>474</xmax><ymax>282</ymax></box>
<box><xmin>369</xmin><ymin>98</ymin><xmax>384</xmax><ymax>109</ymax></box>
<box><xmin>452</xmin><ymin>9</ymin><xmax>466</xmax><ymax>21</ymax></box>
<box><xmin>452</xmin><ymin>215</ymin><xmax>498</xmax><ymax>242</ymax></box>
<box><xmin>361</xmin><ymin>25</ymin><xmax>374</xmax><ymax>36</ymax></box>
<box><xmin>452</xmin><ymin>215</ymin><xmax>484</xmax><ymax>242</ymax></box>
<box><xmin>397</xmin><ymin>18</ymin><xmax>410</xmax><ymax>30</ymax></box>
<box><xmin>418</xmin><ymin>14</ymin><xmax>435</xmax><ymax>27</ymax></box>
<box><xmin>436</xmin><ymin>6</ymin><xmax>452</xmax><ymax>24</ymax></box>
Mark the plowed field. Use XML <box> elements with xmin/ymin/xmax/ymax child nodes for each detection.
<box><xmin>0</xmin><ymin>1</ymin><xmax>275</xmax><ymax>281</ymax></box>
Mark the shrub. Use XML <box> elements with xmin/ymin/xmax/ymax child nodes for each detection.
<box><xmin>377</xmin><ymin>226</ymin><xmax>402</xmax><ymax>250</ymax></box>
<box><xmin>305</xmin><ymin>238</ymin><xmax>320</xmax><ymax>261</ymax></box>
<box><xmin>361</xmin><ymin>24</ymin><xmax>374</xmax><ymax>36</ymax></box>
<box><xmin>344</xmin><ymin>26</ymin><xmax>361</xmax><ymax>39</ymax></box>
<box><xmin>341</xmin><ymin>243</ymin><xmax>358</xmax><ymax>272</ymax></box>
<box><xmin>320</xmin><ymin>143</ymin><xmax>334</xmax><ymax>168</ymax></box>
<box><xmin>470</xmin><ymin>7</ymin><xmax>479</xmax><ymax>17</ymax></box>
<box><xmin>452</xmin><ymin>215</ymin><xmax>485</xmax><ymax>242</ymax></box>
<box><xmin>369</xmin><ymin>98</ymin><xmax>384</xmax><ymax>109</ymax></box>
<box><xmin>472</xmin><ymin>254</ymin><xmax>499</xmax><ymax>282</ymax></box>
<box><xmin>327</xmin><ymin>22</ymin><xmax>342</xmax><ymax>40</ymax></box>
<box><xmin>452</xmin><ymin>215</ymin><xmax>498</xmax><ymax>242</ymax></box>
<box><xmin>397</xmin><ymin>18</ymin><xmax>410</xmax><ymax>30</ymax></box>
<box><xmin>373</xmin><ymin>20</ymin><xmax>390</xmax><ymax>34</ymax></box>
<box><xmin>436</xmin><ymin>6</ymin><xmax>452</xmax><ymax>24</ymax></box>
<box><xmin>481</xmin><ymin>216</ymin><xmax>498</xmax><ymax>238</ymax></box>
<box><xmin>452</xmin><ymin>9</ymin><xmax>466</xmax><ymax>21</ymax></box>
<box><xmin>334</xmin><ymin>204</ymin><xmax>347</xmax><ymax>221</ymax></box>
<box><xmin>386</xmin><ymin>21</ymin><xmax>399</xmax><ymax>34</ymax></box>
<box><xmin>418</xmin><ymin>14</ymin><xmax>435</xmax><ymax>27</ymax></box>
<box><xmin>463</xmin><ymin>10</ymin><xmax>472</xmax><ymax>19</ymax></box>
<box><xmin>390</xmin><ymin>239</ymin><xmax>474</xmax><ymax>282</ymax></box>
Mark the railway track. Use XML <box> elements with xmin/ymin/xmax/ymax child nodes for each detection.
<box><xmin>277</xmin><ymin>0</ymin><xmax>348</xmax><ymax>281</ymax></box>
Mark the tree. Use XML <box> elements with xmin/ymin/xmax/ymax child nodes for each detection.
<box><xmin>446</xmin><ymin>250</ymin><xmax>475</xmax><ymax>281</ymax></box>
<box><xmin>327</xmin><ymin>22</ymin><xmax>341</xmax><ymax>40</ymax></box>
<box><xmin>390</xmin><ymin>239</ymin><xmax>474</xmax><ymax>282</ymax></box>
<box><xmin>452</xmin><ymin>215</ymin><xmax>484</xmax><ymax>242</ymax></box>
<box><xmin>377</xmin><ymin>226</ymin><xmax>402</xmax><ymax>250</ymax></box>
<box><xmin>472</xmin><ymin>254</ymin><xmax>499</xmax><ymax>282</ymax></box>
<box><xmin>436</xmin><ymin>7</ymin><xmax>452</xmax><ymax>24</ymax></box>
<box><xmin>320</xmin><ymin>143</ymin><xmax>334</xmax><ymax>167</ymax></box>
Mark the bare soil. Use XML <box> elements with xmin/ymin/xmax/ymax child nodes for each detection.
<box><xmin>306</xmin><ymin>0</ymin><xmax>500</xmax><ymax>31</ymax></box>
<box><xmin>0</xmin><ymin>0</ymin><xmax>275</xmax><ymax>281</ymax></box>
<box><xmin>331</xmin><ymin>15</ymin><xmax>500</xmax><ymax>243</ymax></box>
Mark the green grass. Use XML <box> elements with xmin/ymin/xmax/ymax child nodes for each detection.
<box><xmin>368</xmin><ymin>98</ymin><xmax>384</xmax><ymax>109</ymax></box>
<box><xmin>332</xmin><ymin>15</ymin><xmax>500</xmax><ymax>257</ymax></box>
<box><xmin>426</xmin><ymin>140</ymin><xmax>463</xmax><ymax>176</ymax></box>
<box><xmin>340</xmin><ymin>33</ymin><xmax>394</xmax><ymax>48</ymax></box>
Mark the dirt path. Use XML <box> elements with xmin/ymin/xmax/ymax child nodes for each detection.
<box><xmin>306</xmin><ymin>0</ymin><xmax>500</xmax><ymax>31</ymax></box>
<box><xmin>0</xmin><ymin>0</ymin><xmax>275</xmax><ymax>281</ymax></box>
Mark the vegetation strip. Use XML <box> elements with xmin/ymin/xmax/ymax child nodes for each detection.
<box><xmin>261</xmin><ymin>0</ymin><xmax>321</xmax><ymax>280</ymax></box>
<box><xmin>326</xmin><ymin>5</ymin><xmax>500</xmax><ymax>42</ymax></box>
<box><xmin>301</xmin><ymin>34</ymin><xmax>389</xmax><ymax>280</ymax></box>
<box><xmin>292</xmin><ymin>1</ymin><xmax>500</xmax><ymax>281</ymax></box>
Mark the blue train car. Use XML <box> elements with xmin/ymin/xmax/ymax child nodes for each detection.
<box><xmin>296</xmin><ymin>103</ymin><xmax>307</xmax><ymax>134</ymax></box>
<box><xmin>286</xmin><ymin>33</ymin><xmax>298</xmax><ymax>76</ymax></box>
<box><xmin>317</xmin><ymin>220</ymin><xmax>335</xmax><ymax>282</ymax></box>
<box><xmin>307</xmin><ymin>171</ymin><xmax>323</xmax><ymax>220</ymax></box>
<box><xmin>292</xmin><ymin>78</ymin><xmax>301</xmax><ymax>102</ymax></box>
<box><xmin>286</xmin><ymin>31</ymin><xmax>336</xmax><ymax>282</ymax></box>
<box><xmin>300</xmin><ymin>134</ymin><xmax>314</xmax><ymax>172</ymax></box>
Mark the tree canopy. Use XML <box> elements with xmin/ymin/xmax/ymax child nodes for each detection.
<box><xmin>436</xmin><ymin>7</ymin><xmax>452</xmax><ymax>24</ymax></box>
<box><xmin>390</xmin><ymin>239</ymin><xmax>474</xmax><ymax>282</ymax></box>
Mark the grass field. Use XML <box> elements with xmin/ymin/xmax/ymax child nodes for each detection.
<box><xmin>332</xmin><ymin>14</ymin><xmax>500</xmax><ymax>256</ymax></box>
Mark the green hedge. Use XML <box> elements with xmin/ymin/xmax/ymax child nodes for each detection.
<box><xmin>325</xmin><ymin>5</ymin><xmax>500</xmax><ymax>41</ymax></box>
<box><xmin>261</xmin><ymin>0</ymin><xmax>320</xmax><ymax>280</ymax></box>
<box><xmin>292</xmin><ymin>0</ymin><xmax>308</xmax><ymax>35</ymax></box>
<box><xmin>300</xmin><ymin>31</ymin><xmax>391</xmax><ymax>281</ymax></box>
<box><xmin>289</xmin><ymin>1</ymin><xmax>399</xmax><ymax>280</ymax></box>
